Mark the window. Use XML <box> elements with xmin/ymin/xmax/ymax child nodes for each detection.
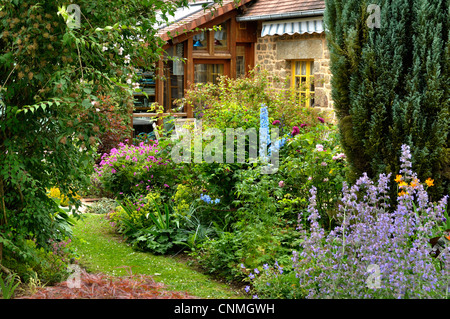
<box><xmin>236</xmin><ymin>45</ymin><xmax>246</xmax><ymax>78</ymax></box>
<box><xmin>192</xmin><ymin>21</ymin><xmax>229</xmax><ymax>53</ymax></box>
<box><xmin>214</xmin><ymin>22</ymin><xmax>228</xmax><ymax>50</ymax></box>
<box><xmin>194</xmin><ymin>63</ymin><xmax>224</xmax><ymax>84</ymax></box>
<box><xmin>292</xmin><ymin>60</ymin><xmax>315</xmax><ymax>107</ymax></box>
<box><xmin>193</xmin><ymin>31</ymin><xmax>207</xmax><ymax>51</ymax></box>
<box><xmin>164</xmin><ymin>43</ymin><xmax>185</xmax><ymax>112</ymax></box>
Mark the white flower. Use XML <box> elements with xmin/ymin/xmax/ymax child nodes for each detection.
<box><xmin>102</xmin><ymin>45</ymin><xmax>108</xmax><ymax>52</ymax></box>
<box><xmin>316</xmin><ymin>144</ymin><xmax>324</xmax><ymax>152</ymax></box>
<box><xmin>124</xmin><ymin>54</ymin><xmax>131</xmax><ymax>64</ymax></box>
<box><xmin>126</xmin><ymin>78</ymin><xmax>132</xmax><ymax>84</ymax></box>
<box><xmin>118</xmin><ymin>47</ymin><xmax>124</xmax><ymax>55</ymax></box>
<box><xmin>96</xmin><ymin>108</ymin><xmax>100</xmax><ymax>112</ymax></box>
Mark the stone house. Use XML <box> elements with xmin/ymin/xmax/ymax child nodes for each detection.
<box><xmin>133</xmin><ymin>0</ymin><xmax>332</xmax><ymax>135</ymax></box>
<box><xmin>237</xmin><ymin>0</ymin><xmax>333</xmax><ymax>116</ymax></box>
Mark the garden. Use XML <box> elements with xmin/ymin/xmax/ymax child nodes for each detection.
<box><xmin>0</xmin><ymin>0</ymin><xmax>449</xmax><ymax>300</ymax></box>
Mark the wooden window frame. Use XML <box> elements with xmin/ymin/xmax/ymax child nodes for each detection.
<box><xmin>193</xmin><ymin>59</ymin><xmax>230</xmax><ymax>84</ymax></box>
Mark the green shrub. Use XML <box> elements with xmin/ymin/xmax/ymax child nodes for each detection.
<box><xmin>2</xmin><ymin>238</ymin><xmax>74</xmax><ymax>285</ymax></box>
<box><xmin>182</xmin><ymin>68</ymin><xmax>319</xmax><ymax>131</ymax></box>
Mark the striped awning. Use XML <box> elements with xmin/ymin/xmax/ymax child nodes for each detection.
<box><xmin>261</xmin><ymin>18</ymin><xmax>324</xmax><ymax>37</ymax></box>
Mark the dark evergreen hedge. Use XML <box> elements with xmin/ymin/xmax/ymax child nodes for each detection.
<box><xmin>324</xmin><ymin>0</ymin><xmax>449</xmax><ymax>200</ymax></box>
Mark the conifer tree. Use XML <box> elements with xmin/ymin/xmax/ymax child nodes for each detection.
<box><xmin>324</xmin><ymin>0</ymin><xmax>449</xmax><ymax>199</ymax></box>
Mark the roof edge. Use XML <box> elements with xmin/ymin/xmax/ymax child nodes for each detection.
<box><xmin>158</xmin><ymin>0</ymin><xmax>254</xmax><ymax>42</ymax></box>
<box><xmin>236</xmin><ymin>9</ymin><xmax>325</xmax><ymax>22</ymax></box>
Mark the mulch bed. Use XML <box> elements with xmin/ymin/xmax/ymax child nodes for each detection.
<box><xmin>17</xmin><ymin>268</ymin><xmax>198</xmax><ymax>299</ymax></box>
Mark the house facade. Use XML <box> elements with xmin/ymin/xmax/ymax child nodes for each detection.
<box><xmin>133</xmin><ymin>0</ymin><xmax>332</xmax><ymax>135</ymax></box>
<box><xmin>238</xmin><ymin>0</ymin><xmax>333</xmax><ymax>116</ymax></box>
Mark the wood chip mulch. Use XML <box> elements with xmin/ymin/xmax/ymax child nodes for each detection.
<box><xmin>17</xmin><ymin>269</ymin><xmax>198</xmax><ymax>299</ymax></box>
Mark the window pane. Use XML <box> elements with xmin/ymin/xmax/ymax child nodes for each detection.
<box><xmin>194</xmin><ymin>64</ymin><xmax>224</xmax><ymax>85</ymax></box>
<box><xmin>301</xmin><ymin>61</ymin><xmax>307</xmax><ymax>75</ymax></box>
<box><xmin>295</xmin><ymin>62</ymin><xmax>301</xmax><ymax>76</ymax></box>
<box><xmin>193</xmin><ymin>32</ymin><xmax>207</xmax><ymax>50</ymax></box>
<box><xmin>301</xmin><ymin>77</ymin><xmax>307</xmax><ymax>90</ymax></box>
<box><xmin>236</xmin><ymin>45</ymin><xmax>245</xmax><ymax>77</ymax></box>
<box><xmin>214</xmin><ymin>23</ymin><xmax>228</xmax><ymax>50</ymax></box>
<box><xmin>310</xmin><ymin>61</ymin><xmax>314</xmax><ymax>75</ymax></box>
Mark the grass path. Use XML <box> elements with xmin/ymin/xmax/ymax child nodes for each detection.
<box><xmin>70</xmin><ymin>213</ymin><xmax>244</xmax><ymax>299</ymax></box>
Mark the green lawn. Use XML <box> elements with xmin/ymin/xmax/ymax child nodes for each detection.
<box><xmin>69</xmin><ymin>213</ymin><xmax>244</xmax><ymax>299</ymax></box>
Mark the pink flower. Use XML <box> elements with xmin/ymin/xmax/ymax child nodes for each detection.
<box><xmin>318</xmin><ymin>117</ymin><xmax>325</xmax><ymax>123</ymax></box>
<box><xmin>278</xmin><ymin>181</ymin><xmax>285</xmax><ymax>187</ymax></box>
<box><xmin>164</xmin><ymin>184</ymin><xmax>169</xmax><ymax>188</ymax></box>
<box><xmin>332</xmin><ymin>153</ymin><xmax>346</xmax><ymax>160</ymax></box>
<box><xmin>300</xmin><ymin>123</ymin><xmax>307</xmax><ymax>128</ymax></box>
<box><xmin>272</xmin><ymin>120</ymin><xmax>281</xmax><ymax>125</ymax></box>
<box><xmin>291</xmin><ymin>126</ymin><xmax>300</xmax><ymax>136</ymax></box>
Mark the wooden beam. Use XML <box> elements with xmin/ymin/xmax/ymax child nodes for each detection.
<box><xmin>156</xmin><ymin>59</ymin><xmax>164</xmax><ymax>126</ymax></box>
<box><xmin>229</xmin><ymin>17</ymin><xmax>237</xmax><ymax>79</ymax></box>
<box><xmin>186</xmin><ymin>37</ymin><xmax>194</xmax><ymax>118</ymax></box>
<box><xmin>133</xmin><ymin>112</ymin><xmax>188</xmax><ymax>117</ymax></box>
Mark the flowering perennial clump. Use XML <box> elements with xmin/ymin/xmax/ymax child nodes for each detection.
<box><xmin>94</xmin><ymin>141</ymin><xmax>172</xmax><ymax>195</ymax></box>
<box><xmin>292</xmin><ymin>144</ymin><xmax>449</xmax><ymax>298</ymax></box>
<box><xmin>247</xmin><ymin>144</ymin><xmax>449</xmax><ymax>299</ymax></box>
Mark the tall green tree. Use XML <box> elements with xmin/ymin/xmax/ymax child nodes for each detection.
<box><xmin>0</xmin><ymin>0</ymin><xmax>215</xmax><ymax>268</ymax></box>
<box><xmin>324</xmin><ymin>0</ymin><xmax>449</xmax><ymax>199</ymax></box>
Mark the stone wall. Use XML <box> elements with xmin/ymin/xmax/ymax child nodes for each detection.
<box><xmin>254</xmin><ymin>21</ymin><xmax>334</xmax><ymax>119</ymax></box>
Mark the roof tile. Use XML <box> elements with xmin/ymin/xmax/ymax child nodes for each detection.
<box><xmin>243</xmin><ymin>0</ymin><xmax>325</xmax><ymax>18</ymax></box>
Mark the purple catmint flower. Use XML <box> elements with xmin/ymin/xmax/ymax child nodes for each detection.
<box><xmin>292</xmin><ymin>144</ymin><xmax>450</xmax><ymax>299</ymax></box>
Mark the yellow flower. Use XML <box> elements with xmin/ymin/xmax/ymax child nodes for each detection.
<box><xmin>425</xmin><ymin>178</ymin><xmax>434</xmax><ymax>187</ymax></box>
<box><xmin>398</xmin><ymin>190</ymin><xmax>408</xmax><ymax>197</ymax></box>
<box><xmin>410</xmin><ymin>178</ymin><xmax>419</xmax><ymax>188</ymax></box>
<box><xmin>394</xmin><ymin>175</ymin><xmax>403</xmax><ymax>183</ymax></box>
<box><xmin>398</xmin><ymin>181</ymin><xmax>408</xmax><ymax>188</ymax></box>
